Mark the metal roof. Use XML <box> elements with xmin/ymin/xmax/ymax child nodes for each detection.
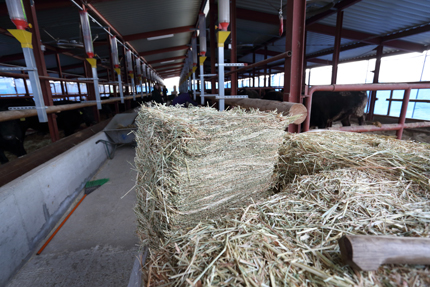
<box><xmin>0</xmin><ymin>0</ymin><xmax>429</xmax><ymax>80</ymax></box>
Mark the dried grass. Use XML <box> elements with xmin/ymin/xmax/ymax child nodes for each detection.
<box><xmin>140</xmin><ymin>131</ymin><xmax>430</xmax><ymax>286</ymax></box>
<box><xmin>144</xmin><ymin>168</ymin><xmax>430</xmax><ymax>286</ymax></box>
<box><xmin>134</xmin><ymin>104</ymin><xmax>299</xmax><ymax>249</ymax></box>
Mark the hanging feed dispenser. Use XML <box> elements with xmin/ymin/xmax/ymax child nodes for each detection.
<box><xmin>218</xmin><ymin>0</ymin><xmax>230</xmax><ymax>31</ymax></box>
<box><xmin>110</xmin><ymin>36</ymin><xmax>120</xmax><ymax>68</ymax></box>
<box><xmin>5</xmin><ymin>0</ymin><xmax>28</xmax><ymax>30</ymax></box>
<box><xmin>136</xmin><ymin>58</ymin><xmax>142</xmax><ymax>76</ymax></box>
<box><xmin>79</xmin><ymin>9</ymin><xmax>94</xmax><ymax>58</ymax></box>
<box><xmin>126</xmin><ymin>50</ymin><xmax>133</xmax><ymax>73</ymax></box>
<box><xmin>192</xmin><ymin>36</ymin><xmax>197</xmax><ymax>67</ymax></box>
<box><xmin>198</xmin><ymin>13</ymin><xmax>207</xmax><ymax>56</ymax></box>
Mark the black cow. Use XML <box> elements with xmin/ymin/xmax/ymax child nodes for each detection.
<box><xmin>0</xmin><ymin>98</ymin><xmax>100</xmax><ymax>164</ymax></box>
<box><xmin>0</xmin><ymin>119</ymin><xmax>26</xmax><ymax>164</ymax></box>
<box><xmin>263</xmin><ymin>90</ymin><xmax>283</xmax><ymax>101</ymax></box>
<box><xmin>0</xmin><ymin>98</ymin><xmax>35</xmax><ymax>163</ymax></box>
<box><xmin>238</xmin><ymin>88</ymin><xmax>261</xmax><ymax>99</ymax></box>
<box><xmin>310</xmin><ymin>91</ymin><xmax>367</xmax><ymax>129</ymax></box>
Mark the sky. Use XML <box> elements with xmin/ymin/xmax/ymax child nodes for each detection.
<box><xmin>163</xmin><ymin>76</ymin><xmax>180</xmax><ymax>94</ymax></box>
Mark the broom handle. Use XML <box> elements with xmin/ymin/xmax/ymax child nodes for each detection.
<box><xmin>36</xmin><ymin>194</ymin><xmax>87</xmax><ymax>255</ymax></box>
<box><xmin>338</xmin><ymin>235</ymin><xmax>430</xmax><ymax>271</ymax></box>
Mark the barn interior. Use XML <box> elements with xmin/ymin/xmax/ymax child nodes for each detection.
<box><xmin>1</xmin><ymin>0</ymin><xmax>430</xmax><ymax>286</ymax></box>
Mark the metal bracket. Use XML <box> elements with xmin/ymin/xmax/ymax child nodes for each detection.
<box><xmin>215</xmin><ymin>95</ymin><xmax>248</xmax><ymax>99</ymax></box>
<box><xmin>0</xmin><ymin>67</ymin><xmax>37</xmax><ymax>71</ymax></box>
<box><xmin>215</xmin><ymin>63</ymin><xmax>247</xmax><ymax>67</ymax></box>
<box><xmin>8</xmin><ymin>106</ymin><xmax>37</xmax><ymax>110</ymax></box>
<box><xmin>77</xmin><ymin>77</ymin><xmax>99</xmax><ymax>81</ymax></box>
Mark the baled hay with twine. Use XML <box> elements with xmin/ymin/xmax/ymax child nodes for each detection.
<box><xmin>134</xmin><ymin>104</ymin><xmax>299</xmax><ymax>249</ymax></box>
<box><xmin>143</xmin><ymin>168</ymin><xmax>430</xmax><ymax>286</ymax></box>
<box><xmin>274</xmin><ymin>131</ymin><xmax>430</xmax><ymax>192</ymax></box>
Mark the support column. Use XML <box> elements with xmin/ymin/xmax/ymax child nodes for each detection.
<box><xmin>252</xmin><ymin>52</ymin><xmax>256</xmax><ymax>87</ymax></box>
<box><xmin>210</xmin><ymin>0</ymin><xmax>217</xmax><ymax>94</ymax></box>
<box><xmin>283</xmin><ymin>0</ymin><xmax>306</xmax><ymax>133</ymax></box>
<box><xmin>230</xmin><ymin>0</ymin><xmax>238</xmax><ymax>96</ymax></box>
<box><xmin>331</xmin><ymin>10</ymin><xmax>344</xmax><ymax>85</ymax></box>
<box><xmin>264</xmin><ymin>46</ymin><xmax>267</xmax><ymax>87</ymax></box>
<box><xmin>367</xmin><ymin>45</ymin><xmax>383</xmax><ymax>121</ymax></box>
<box><xmin>55</xmin><ymin>53</ymin><xmax>65</xmax><ymax>96</ymax></box>
<box><xmin>24</xmin><ymin>0</ymin><xmax>59</xmax><ymax>142</ymax></box>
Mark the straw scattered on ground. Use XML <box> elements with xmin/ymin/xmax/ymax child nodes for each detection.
<box><xmin>134</xmin><ymin>104</ymin><xmax>300</xmax><ymax>249</ymax></box>
<box><xmin>143</xmin><ymin>168</ymin><xmax>430</xmax><ymax>286</ymax></box>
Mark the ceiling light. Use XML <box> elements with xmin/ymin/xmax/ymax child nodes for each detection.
<box><xmin>160</xmin><ymin>60</ymin><xmax>175</xmax><ymax>64</ymax></box>
<box><xmin>147</xmin><ymin>34</ymin><xmax>174</xmax><ymax>41</ymax></box>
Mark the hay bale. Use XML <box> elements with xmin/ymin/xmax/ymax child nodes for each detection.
<box><xmin>143</xmin><ymin>168</ymin><xmax>430</xmax><ymax>286</ymax></box>
<box><xmin>140</xmin><ymin>131</ymin><xmax>430</xmax><ymax>286</ymax></box>
<box><xmin>274</xmin><ymin>130</ymin><xmax>430</xmax><ymax>191</ymax></box>
<box><xmin>134</xmin><ymin>105</ymin><xmax>299</xmax><ymax>248</ymax></box>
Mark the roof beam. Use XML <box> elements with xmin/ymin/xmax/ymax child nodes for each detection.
<box><xmin>381</xmin><ymin>23</ymin><xmax>430</xmax><ymax>42</ymax></box>
<box><xmin>158</xmin><ymin>66</ymin><xmax>183</xmax><ymax>72</ymax></box>
<box><xmin>48</xmin><ymin>63</ymin><xmax>86</xmax><ymax>72</ymax></box>
<box><xmin>307</xmin><ymin>23</ymin><xmax>425</xmax><ymax>52</ymax></box>
<box><xmin>306</xmin><ymin>0</ymin><xmax>363</xmax><ymax>25</ymax></box>
<box><xmin>236</xmin><ymin>8</ymin><xmax>278</xmax><ymax>26</ymax></box>
<box><xmin>306</xmin><ymin>42</ymin><xmax>369</xmax><ymax>60</ymax></box>
<box><xmin>255</xmin><ymin>49</ymin><xmax>284</xmax><ymax>57</ymax></box>
<box><xmin>139</xmin><ymin>45</ymin><xmax>189</xmax><ymax>57</ymax></box>
<box><xmin>155</xmin><ymin>63</ymin><xmax>184</xmax><ymax>71</ymax></box>
<box><xmin>123</xmin><ymin>26</ymin><xmax>194</xmax><ymax>42</ymax></box>
<box><xmin>148</xmin><ymin>56</ymin><xmax>187</xmax><ymax>65</ymax></box>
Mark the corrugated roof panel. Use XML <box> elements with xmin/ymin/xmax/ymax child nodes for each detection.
<box><xmin>130</xmin><ymin>32</ymin><xmax>191</xmax><ymax>53</ymax></box>
<box><xmin>305</xmin><ymin>31</ymin><xmax>356</xmax><ymax>55</ymax></box>
<box><xmin>236</xmin><ymin>0</ymin><xmax>283</xmax><ymax>15</ymax></box>
<box><xmin>144</xmin><ymin>51</ymin><xmax>188</xmax><ymax>63</ymax></box>
<box><xmin>319</xmin><ymin>0</ymin><xmax>430</xmax><ymax>36</ymax></box>
<box><xmin>401</xmin><ymin>32</ymin><xmax>430</xmax><ymax>46</ymax></box>
<box><xmin>92</xmin><ymin>0</ymin><xmax>202</xmax><ymax>36</ymax></box>
<box><xmin>236</xmin><ymin>19</ymin><xmax>278</xmax><ymax>47</ymax></box>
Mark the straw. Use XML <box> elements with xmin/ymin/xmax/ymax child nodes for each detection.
<box><xmin>134</xmin><ymin>104</ymin><xmax>300</xmax><ymax>249</ymax></box>
<box><xmin>143</xmin><ymin>168</ymin><xmax>430</xmax><ymax>286</ymax></box>
<box><xmin>140</xmin><ymin>130</ymin><xmax>430</xmax><ymax>286</ymax></box>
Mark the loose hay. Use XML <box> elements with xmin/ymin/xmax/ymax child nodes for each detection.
<box><xmin>144</xmin><ymin>168</ymin><xmax>430</xmax><ymax>286</ymax></box>
<box><xmin>134</xmin><ymin>105</ymin><xmax>299</xmax><ymax>249</ymax></box>
<box><xmin>140</xmin><ymin>131</ymin><xmax>430</xmax><ymax>286</ymax></box>
<box><xmin>275</xmin><ymin>131</ymin><xmax>430</xmax><ymax>192</ymax></box>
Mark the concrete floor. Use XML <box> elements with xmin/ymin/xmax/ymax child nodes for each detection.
<box><xmin>7</xmin><ymin>146</ymin><xmax>140</xmax><ymax>287</ymax></box>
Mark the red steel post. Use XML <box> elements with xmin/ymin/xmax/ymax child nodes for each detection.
<box><xmin>252</xmin><ymin>52</ymin><xmax>256</xmax><ymax>87</ymax></box>
<box><xmin>284</xmin><ymin>0</ymin><xmax>306</xmax><ymax>133</ymax></box>
<box><xmin>367</xmin><ymin>45</ymin><xmax>383</xmax><ymax>120</ymax></box>
<box><xmin>264</xmin><ymin>46</ymin><xmax>267</xmax><ymax>87</ymax></box>
<box><xmin>396</xmin><ymin>88</ymin><xmax>411</xmax><ymax>139</ymax></box>
<box><xmin>230</xmin><ymin>0</ymin><xmax>238</xmax><ymax>96</ymax></box>
<box><xmin>331</xmin><ymin>10</ymin><xmax>343</xmax><ymax>84</ymax></box>
<box><xmin>55</xmin><ymin>53</ymin><xmax>65</xmax><ymax>96</ymax></box>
